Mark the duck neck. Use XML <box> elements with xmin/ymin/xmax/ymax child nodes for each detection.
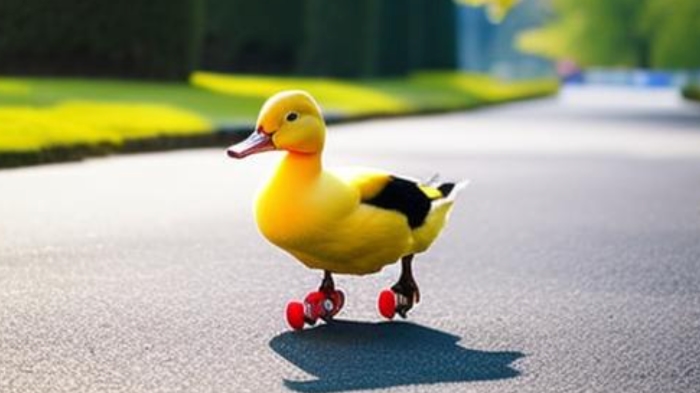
<box><xmin>277</xmin><ymin>151</ymin><xmax>323</xmax><ymax>183</ymax></box>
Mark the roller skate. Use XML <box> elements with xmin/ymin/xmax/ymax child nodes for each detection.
<box><xmin>286</xmin><ymin>270</ymin><xmax>345</xmax><ymax>330</ymax></box>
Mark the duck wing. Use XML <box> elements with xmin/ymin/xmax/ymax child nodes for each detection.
<box><xmin>334</xmin><ymin>168</ymin><xmax>457</xmax><ymax>229</ymax></box>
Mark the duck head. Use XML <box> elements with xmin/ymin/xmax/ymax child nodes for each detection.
<box><xmin>227</xmin><ymin>90</ymin><xmax>326</xmax><ymax>159</ymax></box>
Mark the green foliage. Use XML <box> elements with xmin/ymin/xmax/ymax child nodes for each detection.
<box><xmin>368</xmin><ymin>0</ymin><xmax>412</xmax><ymax>76</ymax></box>
<box><xmin>0</xmin><ymin>0</ymin><xmax>459</xmax><ymax>79</ymax></box>
<box><xmin>641</xmin><ymin>0</ymin><xmax>700</xmax><ymax>69</ymax></box>
<box><xmin>201</xmin><ymin>0</ymin><xmax>305</xmax><ymax>73</ymax></box>
<box><xmin>299</xmin><ymin>0</ymin><xmax>374</xmax><ymax>78</ymax></box>
<box><xmin>518</xmin><ymin>0</ymin><xmax>700</xmax><ymax>69</ymax></box>
<box><xmin>410</xmin><ymin>0</ymin><xmax>458</xmax><ymax>70</ymax></box>
<box><xmin>0</xmin><ymin>0</ymin><xmax>205</xmax><ymax>80</ymax></box>
<box><xmin>682</xmin><ymin>85</ymin><xmax>700</xmax><ymax>102</ymax></box>
<box><xmin>300</xmin><ymin>0</ymin><xmax>457</xmax><ymax>78</ymax></box>
<box><xmin>519</xmin><ymin>0</ymin><xmax>650</xmax><ymax>67</ymax></box>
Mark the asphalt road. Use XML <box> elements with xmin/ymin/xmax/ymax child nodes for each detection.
<box><xmin>1</xmin><ymin>86</ymin><xmax>699</xmax><ymax>393</ymax></box>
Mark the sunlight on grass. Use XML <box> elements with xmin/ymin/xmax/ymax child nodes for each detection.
<box><xmin>193</xmin><ymin>71</ymin><xmax>558</xmax><ymax>116</ymax></box>
<box><xmin>191</xmin><ymin>72</ymin><xmax>410</xmax><ymax>115</ymax></box>
<box><xmin>411</xmin><ymin>72</ymin><xmax>559</xmax><ymax>101</ymax></box>
<box><xmin>0</xmin><ymin>101</ymin><xmax>212</xmax><ymax>152</ymax></box>
<box><xmin>0</xmin><ymin>80</ymin><xmax>31</xmax><ymax>96</ymax></box>
<box><xmin>0</xmin><ymin>77</ymin><xmax>262</xmax><ymax>123</ymax></box>
<box><xmin>0</xmin><ymin>72</ymin><xmax>557</xmax><ymax>158</ymax></box>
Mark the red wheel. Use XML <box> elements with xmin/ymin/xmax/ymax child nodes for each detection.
<box><xmin>304</xmin><ymin>291</ymin><xmax>326</xmax><ymax>321</ymax></box>
<box><xmin>286</xmin><ymin>301</ymin><xmax>306</xmax><ymax>330</ymax></box>
<box><xmin>378</xmin><ymin>290</ymin><xmax>396</xmax><ymax>319</ymax></box>
<box><xmin>330</xmin><ymin>290</ymin><xmax>345</xmax><ymax>315</ymax></box>
<box><xmin>304</xmin><ymin>291</ymin><xmax>326</xmax><ymax>305</ymax></box>
<box><xmin>322</xmin><ymin>290</ymin><xmax>345</xmax><ymax>321</ymax></box>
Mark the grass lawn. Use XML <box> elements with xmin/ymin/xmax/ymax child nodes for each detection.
<box><xmin>0</xmin><ymin>72</ymin><xmax>558</xmax><ymax>163</ymax></box>
<box><xmin>191</xmin><ymin>71</ymin><xmax>559</xmax><ymax>115</ymax></box>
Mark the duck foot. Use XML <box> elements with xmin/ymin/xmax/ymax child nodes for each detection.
<box><xmin>378</xmin><ymin>254</ymin><xmax>421</xmax><ymax>319</ymax></box>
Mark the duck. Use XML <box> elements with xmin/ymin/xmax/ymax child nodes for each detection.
<box><xmin>227</xmin><ymin>90</ymin><xmax>467</xmax><ymax>329</ymax></box>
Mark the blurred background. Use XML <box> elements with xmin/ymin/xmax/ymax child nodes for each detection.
<box><xmin>0</xmin><ymin>0</ymin><xmax>697</xmax><ymax>167</ymax></box>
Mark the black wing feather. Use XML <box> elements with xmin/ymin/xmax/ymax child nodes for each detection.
<box><xmin>362</xmin><ymin>176</ymin><xmax>432</xmax><ymax>229</ymax></box>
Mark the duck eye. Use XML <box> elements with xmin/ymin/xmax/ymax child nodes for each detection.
<box><xmin>286</xmin><ymin>112</ymin><xmax>299</xmax><ymax>122</ymax></box>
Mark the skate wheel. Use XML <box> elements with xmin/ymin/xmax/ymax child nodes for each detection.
<box><xmin>286</xmin><ymin>301</ymin><xmax>306</xmax><ymax>330</ymax></box>
<box><xmin>303</xmin><ymin>291</ymin><xmax>326</xmax><ymax>321</ymax></box>
<box><xmin>378</xmin><ymin>290</ymin><xmax>396</xmax><ymax>319</ymax></box>
<box><xmin>330</xmin><ymin>290</ymin><xmax>345</xmax><ymax>314</ymax></box>
<box><xmin>304</xmin><ymin>291</ymin><xmax>326</xmax><ymax>305</ymax></box>
<box><xmin>320</xmin><ymin>290</ymin><xmax>345</xmax><ymax>321</ymax></box>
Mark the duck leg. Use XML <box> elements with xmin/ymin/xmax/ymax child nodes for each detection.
<box><xmin>319</xmin><ymin>270</ymin><xmax>335</xmax><ymax>295</ymax></box>
<box><xmin>391</xmin><ymin>254</ymin><xmax>420</xmax><ymax>318</ymax></box>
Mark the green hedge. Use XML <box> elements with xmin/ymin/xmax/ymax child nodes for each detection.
<box><xmin>410</xmin><ymin>0</ymin><xmax>457</xmax><ymax>70</ymax></box>
<box><xmin>201</xmin><ymin>0</ymin><xmax>305</xmax><ymax>74</ymax></box>
<box><xmin>0</xmin><ymin>0</ymin><xmax>204</xmax><ymax>80</ymax></box>
<box><xmin>368</xmin><ymin>0</ymin><xmax>412</xmax><ymax>77</ymax></box>
<box><xmin>299</xmin><ymin>0</ymin><xmax>456</xmax><ymax>78</ymax></box>
<box><xmin>0</xmin><ymin>0</ymin><xmax>456</xmax><ymax>79</ymax></box>
<box><xmin>299</xmin><ymin>0</ymin><xmax>372</xmax><ymax>78</ymax></box>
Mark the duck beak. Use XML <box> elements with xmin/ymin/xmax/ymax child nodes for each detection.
<box><xmin>227</xmin><ymin>130</ymin><xmax>275</xmax><ymax>159</ymax></box>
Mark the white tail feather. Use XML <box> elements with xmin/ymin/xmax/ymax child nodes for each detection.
<box><xmin>446</xmin><ymin>180</ymin><xmax>470</xmax><ymax>202</ymax></box>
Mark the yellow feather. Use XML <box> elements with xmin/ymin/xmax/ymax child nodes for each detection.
<box><xmin>333</xmin><ymin>167</ymin><xmax>391</xmax><ymax>200</ymax></box>
<box><xmin>418</xmin><ymin>185</ymin><xmax>443</xmax><ymax>200</ymax></box>
<box><xmin>411</xmin><ymin>201</ymin><xmax>454</xmax><ymax>254</ymax></box>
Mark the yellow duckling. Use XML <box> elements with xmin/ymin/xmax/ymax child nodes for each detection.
<box><xmin>228</xmin><ymin>90</ymin><xmax>467</xmax><ymax>329</ymax></box>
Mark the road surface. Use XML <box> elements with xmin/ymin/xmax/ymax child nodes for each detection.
<box><xmin>1</xmin><ymin>87</ymin><xmax>699</xmax><ymax>392</ymax></box>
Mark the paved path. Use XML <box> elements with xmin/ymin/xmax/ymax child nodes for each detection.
<box><xmin>1</xmin><ymin>87</ymin><xmax>699</xmax><ymax>392</ymax></box>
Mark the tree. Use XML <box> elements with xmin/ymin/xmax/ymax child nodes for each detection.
<box><xmin>641</xmin><ymin>0</ymin><xmax>700</xmax><ymax>69</ymax></box>
<box><xmin>517</xmin><ymin>0</ymin><xmax>700</xmax><ymax>69</ymax></box>
<box><xmin>518</xmin><ymin>0</ymin><xmax>651</xmax><ymax>68</ymax></box>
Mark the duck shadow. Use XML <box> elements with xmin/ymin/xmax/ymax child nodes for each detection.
<box><xmin>269</xmin><ymin>320</ymin><xmax>524</xmax><ymax>392</ymax></box>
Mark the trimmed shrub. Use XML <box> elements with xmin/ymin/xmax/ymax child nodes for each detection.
<box><xmin>368</xmin><ymin>0</ymin><xmax>412</xmax><ymax>77</ymax></box>
<box><xmin>410</xmin><ymin>0</ymin><xmax>458</xmax><ymax>70</ymax></box>
<box><xmin>201</xmin><ymin>0</ymin><xmax>305</xmax><ymax>74</ymax></box>
<box><xmin>299</xmin><ymin>0</ymin><xmax>456</xmax><ymax>78</ymax></box>
<box><xmin>299</xmin><ymin>0</ymin><xmax>373</xmax><ymax>78</ymax></box>
<box><xmin>0</xmin><ymin>0</ymin><xmax>205</xmax><ymax>80</ymax></box>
